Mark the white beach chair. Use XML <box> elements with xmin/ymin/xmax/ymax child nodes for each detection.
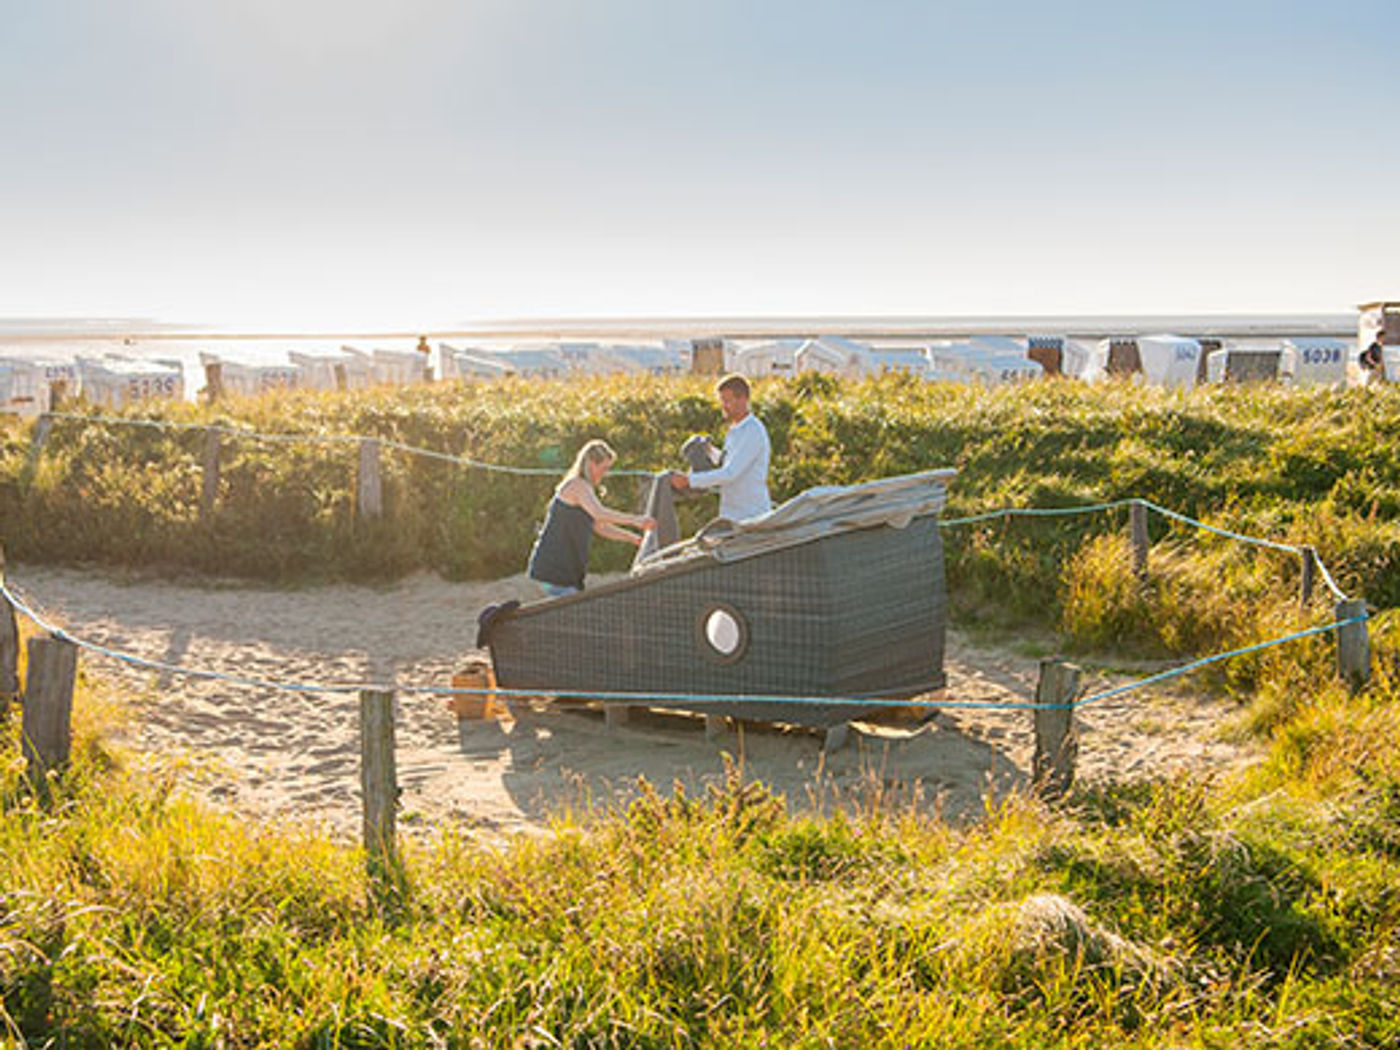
<box><xmin>1137</xmin><ymin>336</ymin><xmax>1201</xmax><ymax>391</ymax></box>
<box><xmin>1280</xmin><ymin>338</ymin><xmax>1347</xmax><ymax>387</ymax></box>
<box><xmin>77</xmin><ymin>355</ymin><xmax>183</xmax><ymax>409</ymax></box>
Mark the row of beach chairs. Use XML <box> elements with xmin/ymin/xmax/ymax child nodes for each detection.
<box><xmin>2</xmin><ymin>335</ymin><xmax>1390</xmax><ymax>416</ymax></box>
<box><xmin>0</xmin><ymin>355</ymin><xmax>185</xmax><ymax>415</ymax></box>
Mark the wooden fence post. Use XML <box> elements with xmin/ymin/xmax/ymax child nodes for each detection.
<box><xmin>333</xmin><ymin>363</ymin><xmax>348</xmax><ymax>392</ymax></box>
<box><xmin>203</xmin><ymin>361</ymin><xmax>225</xmax><ymax>404</ymax></box>
<box><xmin>823</xmin><ymin>721</ymin><xmax>851</xmax><ymax>753</ymax></box>
<box><xmin>1033</xmin><ymin>659</ymin><xmax>1080</xmax><ymax>800</ymax></box>
<box><xmin>200</xmin><ymin>429</ymin><xmax>221</xmax><ymax>520</ymax></box>
<box><xmin>1299</xmin><ymin>546</ymin><xmax>1317</xmax><ymax>609</ymax></box>
<box><xmin>357</xmin><ymin>439</ymin><xmax>383</xmax><ymax>520</ymax></box>
<box><xmin>22</xmin><ymin>635</ymin><xmax>78</xmax><ymax>784</ymax></box>
<box><xmin>604</xmin><ymin>703</ymin><xmax>631</xmax><ymax>731</ymax></box>
<box><xmin>705</xmin><ymin>713</ymin><xmax>728</xmax><ymax>741</ymax></box>
<box><xmin>1129</xmin><ymin>502</ymin><xmax>1149</xmax><ymax>580</ymax></box>
<box><xmin>690</xmin><ymin>338</ymin><xmax>725</xmax><ymax>375</ymax></box>
<box><xmin>23</xmin><ymin>413</ymin><xmax>54</xmax><ymax>484</ymax></box>
<box><xmin>1336</xmin><ymin>599</ymin><xmax>1371</xmax><ymax>692</ymax></box>
<box><xmin>359</xmin><ymin>690</ymin><xmax>401</xmax><ymax>899</ymax></box>
<box><xmin>0</xmin><ymin>546</ymin><xmax>19</xmax><ymax>719</ymax></box>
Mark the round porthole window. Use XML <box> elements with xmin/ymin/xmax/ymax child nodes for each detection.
<box><xmin>698</xmin><ymin>604</ymin><xmax>748</xmax><ymax>663</ymax></box>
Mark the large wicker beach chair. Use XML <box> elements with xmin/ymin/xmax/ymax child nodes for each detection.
<box><xmin>485</xmin><ymin>468</ymin><xmax>955</xmax><ymax>727</ymax></box>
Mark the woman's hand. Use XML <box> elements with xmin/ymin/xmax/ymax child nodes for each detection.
<box><xmin>637</xmin><ymin>516</ymin><xmax>657</xmax><ymax>532</ymax></box>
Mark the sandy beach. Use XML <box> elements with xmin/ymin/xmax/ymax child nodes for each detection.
<box><xmin>9</xmin><ymin>565</ymin><xmax>1256</xmax><ymax>840</ymax></box>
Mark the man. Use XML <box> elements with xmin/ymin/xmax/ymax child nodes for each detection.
<box><xmin>670</xmin><ymin>373</ymin><xmax>772</xmax><ymax>520</ymax></box>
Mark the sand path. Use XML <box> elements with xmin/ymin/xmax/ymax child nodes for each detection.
<box><xmin>9</xmin><ymin>565</ymin><xmax>1255</xmax><ymax>839</ymax></box>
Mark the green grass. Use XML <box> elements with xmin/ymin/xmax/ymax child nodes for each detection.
<box><xmin>5</xmin><ymin>376</ymin><xmax>1400</xmax><ymax>1045</ymax></box>
<box><xmin>3</xmin><ymin>665</ymin><xmax>1399</xmax><ymax>1047</ymax></box>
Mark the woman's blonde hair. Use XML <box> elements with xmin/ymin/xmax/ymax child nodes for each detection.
<box><xmin>559</xmin><ymin>439</ymin><xmax>616</xmax><ymax>490</ymax></box>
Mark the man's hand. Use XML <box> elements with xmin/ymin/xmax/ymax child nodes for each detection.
<box><xmin>668</xmin><ymin>471</ymin><xmax>690</xmax><ymax>492</ymax></box>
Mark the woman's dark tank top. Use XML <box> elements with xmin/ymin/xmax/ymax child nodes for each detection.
<box><xmin>527</xmin><ymin>496</ymin><xmax>594</xmax><ymax>589</ymax></box>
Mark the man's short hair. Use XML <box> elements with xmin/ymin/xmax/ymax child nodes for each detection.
<box><xmin>716</xmin><ymin>373</ymin><xmax>750</xmax><ymax>399</ymax></box>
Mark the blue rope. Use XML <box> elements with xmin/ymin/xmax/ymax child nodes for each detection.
<box><xmin>1313</xmin><ymin>557</ymin><xmax>1347</xmax><ymax>604</ymax></box>
<box><xmin>939</xmin><ymin>499</ymin><xmax>1137</xmax><ymax>527</ymax></box>
<box><xmin>0</xmin><ymin>577</ymin><xmax>1368</xmax><ymax>714</ymax></box>
<box><xmin>940</xmin><ymin>495</ymin><xmax>1349</xmax><ymax>602</ymax></box>
<box><xmin>40</xmin><ymin>411</ymin><xmax>652</xmax><ymax>477</ymax></box>
<box><xmin>1135</xmin><ymin>499</ymin><xmax>1301</xmax><ymax>555</ymax></box>
<box><xmin>1072</xmin><ymin>614</ymin><xmax>1367</xmax><ymax>709</ymax></box>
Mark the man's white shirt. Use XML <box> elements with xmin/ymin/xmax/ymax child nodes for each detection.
<box><xmin>687</xmin><ymin>413</ymin><xmax>772</xmax><ymax>521</ymax></box>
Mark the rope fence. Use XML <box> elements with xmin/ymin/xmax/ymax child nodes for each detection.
<box><xmin>3</xmin><ymin>403</ymin><xmax>1364</xmax><ymax>713</ymax></box>
<box><xmin>21</xmin><ymin>410</ymin><xmax>1354</xmax><ymax>604</ymax></box>
<box><xmin>0</xmin><ymin>574</ymin><xmax>1368</xmax><ymax>715</ymax></box>
<box><xmin>0</xmin><ymin>414</ymin><xmax>1377</xmax><ymax>856</ymax></box>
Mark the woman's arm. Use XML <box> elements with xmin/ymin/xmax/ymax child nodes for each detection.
<box><xmin>562</xmin><ymin>478</ymin><xmax>652</xmax><ymax>529</ymax></box>
<box><xmin>594</xmin><ymin>520</ymin><xmax>642</xmax><ymax>545</ymax></box>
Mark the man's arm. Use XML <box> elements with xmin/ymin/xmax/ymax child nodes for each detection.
<box><xmin>687</xmin><ymin>424</ymin><xmax>761</xmax><ymax>490</ymax></box>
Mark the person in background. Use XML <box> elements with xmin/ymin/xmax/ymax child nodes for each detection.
<box><xmin>670</xmin><ymin>373</ymin><xmax>772</xmax><ymax>521</ymax></box>
<box><xmin>415</xmin><ymin>335</ymin><xmax>434</xmax><ymax>382</ymax></box>
<box><xmin>527</xmin><ymin>439</ymin><xmax>654</xmax><ymax>598</ymax></box>
<box><xmin>1360</xmin><ymin>333</ymin><xmax>1385</xmax><ymax>383</ymax></box>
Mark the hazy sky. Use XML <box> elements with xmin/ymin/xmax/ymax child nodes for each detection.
<box><xmin>2</xmin><ymin>0</ymin><xmax>1396</xmax><ymax>328</ymax></box>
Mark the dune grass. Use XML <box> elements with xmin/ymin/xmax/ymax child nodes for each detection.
<box><xmin>4</xmin><ymin>376</ymin><xmax>1400</xmax><ymax>1045</ymax></box>
<box><xmin>3</xmin><ymin>644</ymin><xmax>1399</xmax><ymax>1047</ymax></box>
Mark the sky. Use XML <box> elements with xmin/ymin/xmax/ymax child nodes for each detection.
<box><xmin>1</xmin><ymin>0</ymin><xmax>1397</xmax><ymax>330</ymax></box>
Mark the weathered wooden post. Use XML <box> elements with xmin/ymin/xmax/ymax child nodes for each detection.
<box><xmin>22</xmin><ymin>635</ymin><xmax>78</xmax><ymax>784</ymax></box>
<box><xmin>1336</xmin><ymin>599</ymin><xmax>1371</xmax><ymax>692</ymax></box>
<box><xmin>48</xmin><ymin>379</ymin><xmax>68</xmax><ymax>412</ymax></box>
<box><xmin>1032</xmin><ymin>659</ymin><xmax>1080</xmax><ymax>799</ymax></box>
<box><xmin>823</xmin><ymin>721</ymin><xmax>851</xmax><ymax>753</ymax></box>
<box><xmin>1299</xmin><ymin>546</ymin><xmax>1317</xmax><ymax>609</ymax></box>
<box><xmin>200</xmin><ymin>428</ymin><xmax>221</xmax><ymax>520</ymax></box>
<box><xmin>23</xmin><ymin>413</ymin><xmax>54</xmax><ymax>484</ymax></box>
<box><xmin>203</xmin><ymin>361</ymin><xmax>225</xmax><ymax>404</ymax></box>
<box><xmin>1129</xmin><ymin>502</ymin><xmax>1149</xmax><ymax>580</ymax></box>
<box><xmin>0</xmin><ymin>546</ymin><xmax>19</xmax><ymax>719</ymax></box>
<box><xmin>690</xmin><ymin>338</ymin><xmax>725</xmax><ymax>376</ymax></box>
<box><xmin>357</xmin><ymin>439</ymin><xmax>383</xmax><ymax>520</ymax></box>
<box><xmin>333</xmin><ymin>362</ymin><xmax>348</xmax><ymax>392</ymax></box>
<box><xmin>604</xmin><ymin>703</ymin><xmax>630</xmax><ymax>731</ymax></box>
<box><xmin>359</xmin><ymin>689</ymin><xmax>401</xmax><ymax>898</ymax></box>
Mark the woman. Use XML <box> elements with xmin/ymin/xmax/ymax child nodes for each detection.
<box><xmin>527</xmin><ymin>439</ymin><xmax>654</xmax><ymax>598</ymax></box>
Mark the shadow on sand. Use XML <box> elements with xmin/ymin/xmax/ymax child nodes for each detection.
<box><xmin>455</xmin><ymin>701</ymin><xmax>1026</xmax><ymax>827</ymax></box>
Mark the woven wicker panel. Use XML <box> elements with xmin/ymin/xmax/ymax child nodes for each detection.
<box><xmin>489</xmin><ymin>515</ymin><xmax>946</xmax><ymax>727</ymax></box>
<box><xmin>1225</xmin><ymin>350</ymin><xmax>1281</xmax><ymax>382</ymax></box>
<box><xmin>827</xmin><ymin>517</ymin><xmax>946</xmax><ymax>696</ymax></box>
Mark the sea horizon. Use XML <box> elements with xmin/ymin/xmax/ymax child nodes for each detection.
<box><xmin>0</xmin><ymin>310</ymin><xmax>1360</xmax><ymax>345</ymax></box>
